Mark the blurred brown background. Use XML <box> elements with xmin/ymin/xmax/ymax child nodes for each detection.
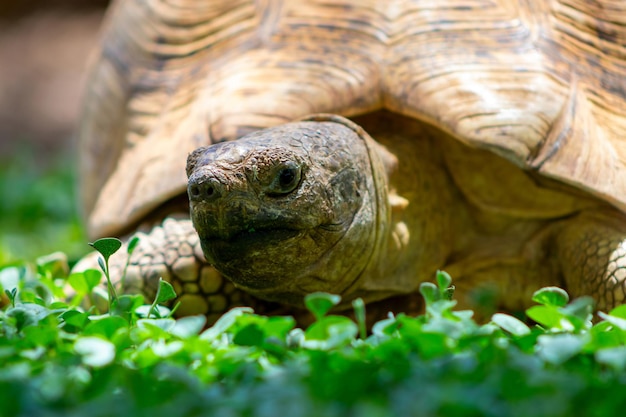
<box><xmin>0</xmin><ymin>0</ymin><xmax>109</xmax><ymax>158</ymax></box>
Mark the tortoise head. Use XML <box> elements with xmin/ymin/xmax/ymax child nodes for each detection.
<box><xmin>186</xmin><ymin>115</ymin><xmax>389</xmax><ymax>306</ymax></box>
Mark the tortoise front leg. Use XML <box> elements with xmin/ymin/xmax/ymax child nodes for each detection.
<box><xmin>74</xmin><ymin>214</ymin><xmax>279</xmax><ymax>322</ymax></box>
<box><xmin>555</xmin><ymin>211</ymin><xmax>626</xmax><ymax>311</ymax></box>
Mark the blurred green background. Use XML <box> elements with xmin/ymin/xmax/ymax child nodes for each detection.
<box><xmin>0</xmin><ymin>1</ymin><xmax>109</xmax><ymax>264</ymax></box>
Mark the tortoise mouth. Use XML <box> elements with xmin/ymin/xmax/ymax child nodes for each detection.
<box><xmin>200</xmin><ymin>227</ymin><xmax>302</xmax><ymax>264</ymax></box>
<box><xmin>199</xmin><ymin>226</ymin><xmax>306</xmax><ymax>291</ymax></box>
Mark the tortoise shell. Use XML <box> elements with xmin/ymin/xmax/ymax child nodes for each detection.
<box><xmin>79</xmin><ymin>0</ymin><xmax>626</xmax><ymax>238</ymax></box>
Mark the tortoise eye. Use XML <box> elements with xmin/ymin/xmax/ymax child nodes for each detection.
<box><xmin>267</xmin><ymin>162</ymin><xmax>301</xmax><ymax>196</ymax></box>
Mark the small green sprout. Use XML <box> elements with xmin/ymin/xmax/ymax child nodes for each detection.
<box><xmin>4</xmin><ymin>287</ymin><xmax>17</xmax><ymax>308</ymax></box>
<box><xmin>352</xmin><ymin>298</ymin><xmax>367</xmax><ymax>339</ymax></box>
<box><xmin>148</xmin><ymin>278</ymin><xmax>177</xmax><ymax>318</ymax></box>
<box><xmin>305</xmin><ymin>292</ymin><xmax>341</xmax><ymax>320</ymax></box>
<box><xmin>88</xmin><ymin>237</ymin><xmax>122</xmax><ymax>308</ymax></box>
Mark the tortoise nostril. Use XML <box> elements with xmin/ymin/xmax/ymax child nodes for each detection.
<box><xmin>188</xmin><ymin>176</ymin><xmax>222</xmax><ymax>202</ymax></box>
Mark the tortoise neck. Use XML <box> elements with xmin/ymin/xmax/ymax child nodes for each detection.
<box><xmin>341</xmin><ymin>112</ymin><xmax>462</xmax><ymax>305</ymax></box>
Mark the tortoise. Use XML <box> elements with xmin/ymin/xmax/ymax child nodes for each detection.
<box><xmin>77</xmin><ymin>0</ymin><xmax>626</xmax><ymax>321</ymax></box>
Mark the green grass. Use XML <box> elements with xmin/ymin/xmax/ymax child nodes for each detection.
<box><xmin>3</xmin><ymin>255</ymin><xmax>626</xmax><ymax>417</ymax></box>
<box><xmin>0</xmin><ymin>147</ymin><xmax>87</xmax><ymax>265</ymax></box>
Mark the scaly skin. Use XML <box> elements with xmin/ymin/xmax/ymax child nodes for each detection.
<box><xmin>556</xmin><ymin>211</ymin><xmax>626</xmax><ymax>311</ymax></box>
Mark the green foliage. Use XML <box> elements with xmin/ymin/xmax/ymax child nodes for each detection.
<box><xmin>3</xmin><ymin>257</ymin><xmax>626</xmax><ymax>417</ymax></box>
<box><xmin>0</xmin><ymin>149</ymin><xmax>86</xmax><ymax>264</ymax></box>
<box><xmin>148</xmin><ymin>278</ymin><xmax>177</xmax><ymax>319</ymax></box>
<box><xmin>89</xmin><ymin>237</ymin><xmax>123</xmax><ymax>305</ymax></box>
<box><xmin>304</xmin><ymin>292</ymin><xmax>341</xmax><ymax>320</ymax></box>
